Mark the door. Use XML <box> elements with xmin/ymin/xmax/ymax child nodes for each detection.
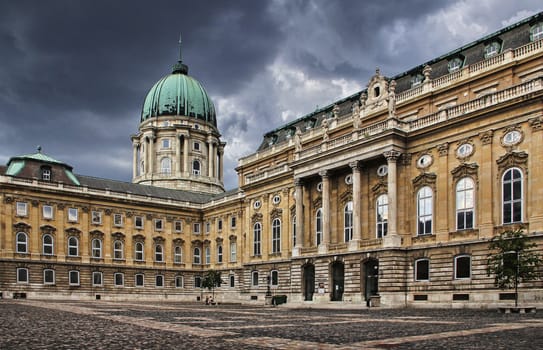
<box><xmin>303</xmin><ymin>264</ymin><xmax>315</xmax><ymax>301</ymax></box>
<box><xmin>364</xmin><ymin>259</ymin><xmax>379</xmax><ymax>301</ymax></box>
<box><xmin>331</xmin><ymin>262</ymin><xmax>344</xmax><ymax>301</ymax></box>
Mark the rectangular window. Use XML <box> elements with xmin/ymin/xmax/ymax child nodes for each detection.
<box><xmin>43</xmin><ymin>269</ymin><xmax>55</xmax><ymax>285</ymax></box>
<box><xmin>174</xmin><ymin>220</ymin><xmax>183</xmax><ymax>232</ymax></box>
<box><xmin>68</xmin><ymin>208</ymin><xmax>78</xmax><ymax>222</ymax></box>
<box><xmin>205</xmin><ymin>247</ymin><xmax>211</xmax><ymax>264</ymax></box>
<box><xmin>91</xmin><ymin>211</ymin><xmax>102</xmax><ymax>225</ymax></box>
<box><xmin>193</xmin><ymin>142</ymin><xmax>200</xmax><ymax>151</ymax></box>
<box><xmin>17</xmin><ymin>268</ymin><xmax>29</xmax><ymax>283</ymax></box>
<box><xmin>69</xmin><ymin>270</ymin><xmax>80</xmax><ymax>286</ymax></box>
<box><xmin>231</xmin><ymin>216</ymin><xmax>236</xmax><ymax>228</ymax></box>
<box><xmin>194</xmin><ymin>276</ymin><xmax>202</xmax><ymax>288</ymax></box>
<box><xmin>154</xmin><ymin>219</ymin><xmax>163</xmax><ymax>231</ymax></box>
<box><xmin>230</xmin><ymin>242</ymin><xmax>237</xmax><ymax>262</ymax></box>
<box><xmin>271</xmin><ymin>270</ymin><xmax>279</xmax><ymax>287</ymax></box>
<box><xmin>175</xmin><ymin>276</ymin><xmax>184</xmax><ymax>288</ymax></box>
<box><xmin>206</xmin><ymin>222</ymin><xmax>211</xmax><ymax>234</ymax></box>
<box><xmin>454</xmin><ymin>255</ymin><xmax>471</xmax><ymax>279</ymax></box>
<box><xmin>135</xmin><ymin>274</ymin><xmax>144</xmax><ymax>287</ymax></box>
<box><xmin>217</xmin><ymin>219</ymin><xmax>223</xmax><ymax>231</ymax></box>
<box><xmin>193</xmin><ymin>223</ymin><xmax>201</xmax><ymax>235</ymax></box>
<box><xmin>252</xmin><ymin>271</ymin><xmax>259</xmax><ymax>286</ymax></box>
<box><xmin>43</xmin><ymin>205</ymin><xmax>54</xmax><ymax>219</ymax></box>
<box><xmin>16</xmin><ymin>202</ymin><xmax>28</xmax><ymax>216</ymax></box>
<box><xmin>161</xmin><ymin>139</ymin><xmax>170</xmax><ymax>149</ymax></box>
<box><xmin>134</xmin><ymin>216</ymin><xmax>144</xmax><ymax>229</ymax></box>
<box><xmin>113</xmin><ymin>214</ymin><xmax>123</xmax><ymax>227</ymax></box>
<box><xmin>229</xmin><ymin>275</ymin><xmax>235</xmax><ymax>288</ymax></box>
<box><xmin>114</xmin><ymin>273</ymin><xmax>124</xmax><ymax>287</ymax></box>
<box><xmin>155</xmin><ymin>275</ymin><xmax>164</xmax><ymax>287</ymax></box>
<box><xmin>415</xmin><ymin>259</ymin><xmax>430</xmax><ymax>281</ymax></box>
<box><xmin>92</xmin><ymin>271</ymin><xmax>103</xmax><ymax>286</ymax></box>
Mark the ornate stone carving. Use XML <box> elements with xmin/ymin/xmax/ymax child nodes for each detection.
<box><xmin>371</xmin><ymin>182</ymin><xmax>388</xmax><ymax>196</ymax></box>
<box><xmin>40</xmin><ymin>225</ymin><xmax>57</xmax><ymax>234</ymax></box>
<box><xmin>529</xmin><ymin>116</ymin><xmax>543</xmax><ymax>131</ymax></box>
<box><xmin>384</xmin><ymin>150</ymin><xmax>401</xmax><ymax>162</ymax></box>
<box><xmin>270</xmin><ymin>208</ymin><xmax>282</xmax><ymax>219</ymax></box>
<box><xmin>294</xmin><ymin>127</ymin><xmax>302</xmax><ymax>152</ymax></box>
<box><xmin>13</xmin><ymin>222</ymin><xmax>31</xmax><ymax>231</ymax></box>
<box><xmin>387</xmin><ymin>79</ymin><xmax>397</xmax><ymax>118</ymax></box>
<box><xmin>437</xmin><ymin>142</ymin><xmax>449</xmax><ymax>157</ymax></box>
<box><xmin>401</xmin><ymin>153</ymin><xmax>412</xmax><ymax>166</ymax></box>
<box><xmin>153</xmin><ymin>236</ymin><xmax>165</xmax><ymax>244</ymax></box>
<box><xmin>4</xmin><ymin>196</ymin><xmax>13</xmax><ymax>204</ymax></box>
<box><xmin>412</xmin><ymin>172</ymin><xmax>437</xmax><ymax>190</ymax></box>
<box><xmin>251</xmin><ymin>213</ymin><xmax>263</xmax><ymax>224</ymax></box>
<box><xmin>31</xmin><ymin>200</ymin><xmax>39</xmax><ymax>207</ymax></box>
<box><xmin>478</xmin><ymin>130</ymin><xmax>494</xmax><ymax>145</ymax></box>
<box><xmin>125</xmin><ymin>211</ymin><xmax>133</xmax><ymax>218</ymax></box>
<box><xmin>112</xmin><ymin>232</ymin><xmax>125</xmax><ymax>240</ymax></box>
<box><xmin>496</xmin><ymin>151</ymin><xmax>528</xmax><ymax>172</ymax></box>
<box><xmin>133</xmin><ymin>234</ymin><xmax>145</xmax><ymax>242</ymax></box>
<box><xmin>451</xmin><ymin>163</ymin><xmax>479</xmax><ymax>182</ymax></box>
<box><xmin>332</xmin><ymin>104</ymin><xmax>340</xmax><ymax>120</ymax></box>
<box><xmin>339</xmin><ymin>190</ymin><xmax>352</xmax><ymax>205</ymax></box>
<box><xmin>104</xmin><ymin>208</ymin><xmax>112</xmax><ymax>216</ymax></box>
<box><xmin>229</xmin><ymin>235</ymin><xmax>237</xmax><ymax>242</ymax></box>
<box><xmin>422</xmin><ymin>65</ymin><xmax>432</xmax><ymax>82</ymax></box>
<box><xmin>65</xmin><ymin>227</ymin><xmax>81</xmax><ymax>237</ymax></box>
<box><xmin>89</xmin><ymin>230</ymin><xmax>104</xmax><ymax>238</ymax></box>
<box><xmin>173</xmin><ymin>238</ymin><xmax>185</xmax><ymax>245</ymax></box>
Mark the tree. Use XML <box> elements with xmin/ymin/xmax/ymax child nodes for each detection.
<box><xmin>487</xmin><ymin>229</ymin><xmax>542</xmax><ymax>307</ymax></box>
<box><xmin>202</xmin><ymin>269</ymin><xmax>222</xmax><ymax>300</ymax></box>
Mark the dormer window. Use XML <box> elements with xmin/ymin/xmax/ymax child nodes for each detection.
<box><xmin>306</xmin><ymin>119</ymin><xmax>316</xmax><ymax>130</ymax></box>
<box><xmin>373</xmin><ymin>85</ymin><xmax>380</xmax><ymax>98</ymax></box>
<box><xmin>41</xmin><ymin>167</ymin><xmax>52</xmax><ymax>181</ymax></box>
<box><xmin>448</xmin><ymin>57</ymin><xmax>464</xmax><ymax>73</ymax></box>
<box><xmin>484</xmin><ymin>41</ymin><xmax>501</xmax><ymax>58</ymax></box>
<box><xmin>410</xmin><ymin>74</ymin><xmax>424</xmax><ymax>88</ymax></box>
<box><xmin>530</xmin><ymin>22</ymin><xmax>543</xmax><ymax>42</ymax></box>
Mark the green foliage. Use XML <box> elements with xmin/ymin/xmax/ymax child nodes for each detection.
<box><xmin>202</xmin><ymin>270</ymin><xmax>222</xmax><ymax>291</ymax></box>
<box><xmin>487</xmin><ymin>229</ymin><xmax>542</xmax><ymax>289</ymax></box>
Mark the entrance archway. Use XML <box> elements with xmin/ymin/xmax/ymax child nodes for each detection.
<box><xmin>363</xmin><ymin>259</ymin><xmax>379</xmax><ymax>302</ymax></box>
<box><xmin>330</xmin><ymin>261</ymin><xmax>344</xmax><ymax>301</ymax></box>
<box><xmin>302</xmin><ymin>264</ymin><xmax>315</xmax><ymax>301</ymax></box>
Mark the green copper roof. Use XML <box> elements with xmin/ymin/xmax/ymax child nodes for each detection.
<box><xmin>5</xmin><ymin>159</ymin><xmax>25</xmax><ymax>176</ymax></box>
<box><xmin>141</xmin><ymin>64</ymin><xmax>217</xmax><ymax>127</ymax></box>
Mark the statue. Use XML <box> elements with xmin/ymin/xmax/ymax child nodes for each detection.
<box><xmin>294</xmin><ymin>127</ymin><xmax>302</xmax><ymax>152</ymax></box>
<box><xmin>387</xmin><ymin>80</ymin><xmax>397</xmax><ymax>118</ymax></box>
<box><xmin>322</xmin><ymin>118</ymin><xmax>329</xmax><ymax>141</ymax></box>
<box><xmin>332</xmin><ymin>104</ymin><xmax>340</xmax><ymax>120</ymax></box>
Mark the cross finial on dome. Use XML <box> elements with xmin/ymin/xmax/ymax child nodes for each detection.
<box><xmin>37</xmin><ymin>145</ymin><xmax>42</xmax><ymax>153</ymax></box>
<box><xmin>172</xmin><ymin>35</ymin><xmax>189</xmax><ymax>75</ymax></box>
<box><xmin>178</xmin><ymin>34</ymin><xmax>183</xmax><ymax>62</ymax></box>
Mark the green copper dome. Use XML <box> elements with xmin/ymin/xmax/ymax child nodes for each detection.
<box><xmin>141</xmin><ymin>61</ymin><xmax>217</xmax><ymax>127</ymax></box>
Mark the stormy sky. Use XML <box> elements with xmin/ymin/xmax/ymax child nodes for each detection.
<box><xmin>0</xmin><ymin>0</ymin><xmax>541</xmax><ymax>190</ymax></box>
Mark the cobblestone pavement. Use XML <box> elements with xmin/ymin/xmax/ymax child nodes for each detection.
<box><xmin>1</xmin><ymin>300</ymin><xmax>542</xmax><ymax>349</ymax></box>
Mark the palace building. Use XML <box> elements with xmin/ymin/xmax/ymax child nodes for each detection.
<box><xmin>1</xmin><ymin>13</ymin><xmax>542</xmax><ymax>307</ymax></box>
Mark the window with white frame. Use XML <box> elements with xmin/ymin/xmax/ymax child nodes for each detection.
<box><xmin>161</xmin><ymin>138</ymin><xmax>170</xmax><ymax>149</ymax></box>
<box><xmin>193</xmin><ymin>223</ymin><xmax>201</xmax><ymax>234</ymax></box>
<box><xmin>43</xmin><ymin>269</ymin><xmax>55</xmax><ymax>285</ymax></box>
<box><xmin>194</xmin><ymin>276</ymin><xmax>202</xmax><ymax>288</ymax></box>
<box><xmin>205</xmin><ymin>246</ymin><xmax>211</xmax><ymax>264</ymax></box>
<box><xmin>134</xmin><ymin>216</ymin><xmax>144</xmax><ymax>229</ymax></box>
<box><xmin>376</xmin><ymin>194</ymin><xmax>388</xmax><ymax>238</ymax></box>
<box><xmin>17</xmin><ymin>267</ymin><xmax>29</xmax><ymax>283</ymax></box>
<box><xmin>205</xmin><ymin>221</ymin><xmax>211</xmax><ymax>234</ymax></box>
<box><xmin>193</xmin><ymin>141</ymin><xmax>200</xmax><ymax>151</ymax></box>
<box><xmin>154</xmin><ymin>219</ymin><xmax>164</xmax><ymax>231</ymax></box>
<box><xmin>16</xmin><ymin>232</ymin><xmax>28</xmax><ymax>253</ymax></box>
<box><xmin>447</xmin><ymin>57</ymin><xmax>463</xmax><ymax>72</ymax></box>
<box><xmin>414</xmin><ymin>259</ymin><xmax>430</xmax><ymax>281</ymax></box>
<box><xmin>229</xmin><ymin>274</ymin><xmax>235</xmax><ymax>287</ymax></box>
<box><xmin>135</xmin><ymin>273</ymin><xmax>144</xmax><ymax>287</ymax></box>
<box><xmin>91</xmin><ymin>239</ymin><xmax>102</xmax><ymax>258</ymax></box>
<box><xmin>270</xmin><ymin>270</ymin><xmax>279</xmax><ymax>287</ymax></box>
<box><xmin>344</xmin><ymin>201</ymin><xmax>353</xmax><ymax>242</ymax></box>
<box><xmin>113</xmin><ymin>213</ymin><xmax>123</xmax><ymax>227</ymax></box>
<box><xmin>271</xmin><ymin>218</ymin><xmax>281</xmax><ymax>253</ymax></box>
<box><xmin>193</xmin><ymin>247</ymin><xmax>201</xmax><ymax>264</ymax></box>
<box><xmin>68</xmin><ymin>236</ymin><xmax>79</xmax><ymax>256</ymax></box>
<box><xmin>175</xmin><ymin>275</ymin><xmax>184</xmax><ymax>288</ymax></box>
<box><xmin>155</xmin><ymin>244</ymin><xmax>164</xmax><ymax>262</ymax></box>
<box><xmin>160</xmin><ymin>157</ymin><xmax>171</xmax><ymax>174</ymax></box>
<box><xmin>92</xmin><ymin>271</ymin><xmax>103</xmax><ymax>286</ymax></box>
<box><xmin>217</xmin><ymin>245</ymin><xmax>223</xmax><ymax>263</ymax></box>
<box><xmin>174</xmin><ymin>246</ymin><xmax>182</xmax><ymax>263</ymax></box>
<box><xmin>68</xmin><ymin>208</ymin><xmax>78</xmax><ymax>222</ymax></box>
<box><xmin>155</xmin><ymin>275</ymin><xmax>164</xmax><ymax>287</ymax></box>
<box><xmin>113</xmin><ymin>240</ymin><xmax>124</xmax><ymax>259</ymax></box>
<box><xmin>91</xmin><ymin>211</ymin><xmax>102</xmax><ymax>225</ymax></box>
<box><xmin>530</xmin><ymin>22</ymin><xmax>543</xmax><ymax>41</ymax></box>
<box><xmin>69</xmin><ymin>270</ymin><xmax>80</xmax><ymax>286</ymax></box>
<box><xmin>114</xmin><ymin>272</ymin><xmax>124</xmax><ymax>287</ymax></box>
<box><xmin>292</xmin><ymin>215</ymin><xmax>297</xmax><ymax>247</ymax></box>
<box><xmin>230</xmin><ymin>242</ymin><xmax>237</xmax><ymax>262</ymax></box>
<box><xmin>174</xmin><ymin>220</ymin><xmax>183</xmax><ymax>232</ymax></box>
<box><xmin>456</xmin><ymin>177</ymin><xmax>475</xmax><ymax>230</ymax></box>
<box><xmin>41</xmin><ymin>167</ymin><xmax>51</xmax><ymax>181</ymax></box>
<box><xmin>192</xmin><ymin>160</ymin><xmax>201</xmax><ymax>175</ymax></box>
<box><xmin>134</xmin><ymin>242</ymin><xmax>144</xmax><ymax>261</ymax></box>
<box><xmin>417</xmin><ymin>186</ymin><xmax>433</xmax><ymax>235</ymax></box>
<box><xmin>316</xmin><ymin>208</ymin><xmax>323</xmax><ymax>246</ymax></box>
<box><xmin>252</xmin><ymin>271</ymin><xmax>259</xmax><ymax>286</ymax></box>
<box><xmin>484</xmin><ymin>41</ymin><xmax>501</xmax><ymax>58</ymax></box>
<box><xmin>42</xmin><ymin>205</ymin><xmax>54</xmax><ymax>219</ymax></box>
<box><xmin>42</xmin><ymin>234</ymin><xmax>54</xmax><ymax>255</ymax></box>
<box><xmin>253</xmin><ymin>222</ymin><xmax>262</xmax><ymax>256</ymax></box>
<box><xmin>502</xmin><ymin>168</ymin><xmax>523</xmax><ymax>224</ymax></box>
<box><xmin>454</xmin><ymin>255</ymin><xmax>471</xmax><ymax>279</ymax></box>
<box><xmin>16</xmin><ymin>202</ymin><xmax>28</xmax><ymax>216</ymax></box>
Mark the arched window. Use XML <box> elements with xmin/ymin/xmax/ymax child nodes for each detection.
<box><xmin>456</xmin><ymin>177</ymin><xmax>475</xmax><ymax>230</ymax></box>
<box><xmin>91</xmin><ymin>239</ymin><xmax>102</xmax><ymax>258</ymax></box>
<box><xmin>217</xmin><ymin>245</ymin><xmax>223</xmax><ymax>263</ymax></box>
<box><xmin>155</xmin><ymin>244</ymin><xmax>164</xmax><ymax>262</ymax></box>
<box><xmin>68</xmin><ymin>236</ymin><xmax>79</xmax><ymax>256</ymax></box>
<box><xmin>344</xmin><ymin>201</ymin><xmax>353</xmax><ymax>242</ymax></box>
<box><xmin>42</xmin><ymin>234</ymin><xmax>54</xmax><ymax>255</ymax></box>
<box><xmin>271</xmin><ymin>218</ymin><xmax>281</xmax><ymax>253</ymax></box>
<box><xmin>417</xmin><ymin>186</ymin><xmax>433</xmax><ymax>235</ymax></box>
<box><xmin>205</xmin><ymin>246</ymin><xmax>211</xmax><ymax>264</ymax></box>
<box><xmin>193</xmin><ymin>247</ymin><xmax>201</xmax><ymax>264</ymax></box>
<box><xmin>113</xmin><ymin>240</ymin><xmax>124</xmax><ymax>260</ymax></box>
<box><xmin>502</xmin><ymin>168</ymin><xmax>523</xmax><ymax>224</ymax></box>
<box><xmin>134</xmin><ymin>242</ymin><xmax>144</xmax><ymax>261</ymax></box>
<box><xmin>376</xmin><ymin>194</ymin><xmax>388</xmax><ymax>238</ymax></box>
<box><xmin>316</xmin><ymin>208</ymin><xmax>322</xmax><ymax>246</ymax></box>
<box><xmin>192</xmin><ymin>160</ymin><xmax>201</xmax><ymax>175</ymax></box>
<box><xmin>174</xmin><ymin>246</ymin><xmax>182</xmax><ymax>263</ymax></box>
<box><xmin>414</xmin><ymin>258</ymin><xmax>430</xmax><ymax>281</ymax></box>
<box><xmin>454</xmin><ymin>255</ymin><xmax>471</xmax><ymax>279</ymax></box>
<box><xmin>16</xmin><ymin>232</ymin><xmax>28</xmax><ymax>253</ymax></box>
<box><xmin>160</xmin><ymin>157</ymin><xmax>171</xmax><ymax>174</ymax></box>
<box><xmin>253</xmin><ymin>222</ymin><xmax>262</xmax><ymax>256</ymax></box>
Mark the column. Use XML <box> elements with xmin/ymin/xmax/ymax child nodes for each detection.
<box><xmin>148</xmin><ymin>134</ymin><xmax>155</xmax><ymax>176</ymax></box>
<box><xmin>183</xmin><ymin>136</ymin><xmax>189</xmax><ymax>175</ymax></box>
<box><xmin>436</xmin><ymin>143</ymin><xmax>450</xmax><ymax>241</ymax></box>
<box><xmin>319</xmin><ymin>170</ymin><xmax>330</xmax><ymax>253</ymax></box>
<box><xmin>213</xmin><ymin>143</ymin><xmax>218</xmax><ymax>178</ymax></box>
<box><xmin>218</xmin><ymin>146</ymin><xmax>224</xmax><ymax>182</ymax></box>
<box><xmin>175</xmin><ymin>134</ymin><xmax>182</xmax><ymax>176</ymax></box>
<box><xmin>132</xmin><ymin>140</ymin><xmax>139</xmax><ymax>179</ymax></box>
<box><xmin>349</xmin><ymin>162</ymin><xmax>361</xmax><ymax>251</ymax></box>
<box><xmin>208</xmin><ymin>140</ymin><xmax>214</xmax><ymax>177</ymax></box>
<box><xmin>383</xmin><ymin>151</ymin><xmax>402</xmax><ymax>247</ymax></box>
<box><xmin>293</xmin><ymin>178</ymin><xmax>304</xmax><ymax>257</ymax></box>
<box><xmin>478</xmin><ymin>130</ymin><xmax>494</xmax><ymax>238</ymax></box>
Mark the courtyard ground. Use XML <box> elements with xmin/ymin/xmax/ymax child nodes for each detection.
<box><xmin>1</xmin><ymin>299</ymin><xmax>542</xmax><ymax>349</ymax></box>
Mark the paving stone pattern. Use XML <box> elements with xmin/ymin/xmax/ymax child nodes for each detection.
<box><xmin>1</xmin><ymin>300</ymin><xmax>542</xmax><ymax>349</ymax></box>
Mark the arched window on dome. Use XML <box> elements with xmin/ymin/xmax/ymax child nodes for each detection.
<box><xmin>161</xmin><ymin>157</ymin><xmax>171</xmax><ymax>174</ymax></box>
<box><xmin>192</xmin><ymin>160</ymin><xmax>201</xmax><ymax>176</ymax></box>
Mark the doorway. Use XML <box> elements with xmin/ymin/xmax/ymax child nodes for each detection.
<box><xmin>303</xmin><ymin>264</ymin><xmax>315</xmax><ymax>301</ymax></box>
<box><xmin>364</xmin><ymin>259</ymin><xmax>379</xmax><ymax>302</ymax></box>
<box><xmin>330</xmin><ymin>262</ymin><xmax>344</xmax><ymax>301</ymax></box>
